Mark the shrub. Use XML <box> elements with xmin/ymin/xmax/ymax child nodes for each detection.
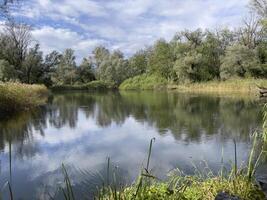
<box><xmin>119</xmin><ymin>74</ymin><xmax>168</xmax><ymax>90</ymax></box>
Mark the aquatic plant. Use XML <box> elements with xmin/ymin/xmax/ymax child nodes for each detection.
<box><xmin>95</xmin><ymin>136</ymin><xmax>266</xmax><ymax>200</ymax></box>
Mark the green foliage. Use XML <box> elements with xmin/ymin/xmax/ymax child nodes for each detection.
<box><xmin>0</xmin><ymin>59</ymin><xmax>17</xmax><ymax>81</ymax></box>
<box><xmin>41</xmin><ymin>50</ymin><xmax>62</xmax><ymax>86</ymax></box>
<box><xmin>101</xmin><ymin>176</ymin><xmax>264</xmax><ymax>200</ymax></box>
<box><xmin>0</xmin><ymin>82</ymin><xmax>48</xmax><ymax>114</ymax></box>
<box><xmin>52</xmin><ymin>48</ymin><xmax>77</xmax><ymax>85</ymax></box>
<box><xmin>119</xmin><ymin>74</ymin><xmax>168</xmax><ymax>90</ymax></box>
<box><xmin>128</xmin><ymin>50</ymin><xmax>148</xmax><ymax>77</ymax></box>
<box><xmin>148</xmin><ymin>39</ymin><xmax>175</xmax><ymax>80</ymax></box>
<box><xmin>220</xmin><ymin>44</ymin><xmax>259</xmax><ymax>80</ymax></box>
<box><xmin>173</xmin><ymin>30</ymin><xmax>225</xmax><ymax>83</ymax></box>
<box><xmin>1</xmin><ymin>0</ymin><xmax>267</xmax><ymax>87</ymax></box>
<box><xmin>21</xmin><ymin>44</ymin><xmax>43</xmax><ymax>84</ymax></box>
<box><xmin>51</xmin><ymin>80</ymin><xmax>110</xmax><ymax>91</ymax></box>
<box><xmin>93</xmin><ymin>47</ymin><xmax>130</xmax><ymax>87</ymax></box>
<box><xmin>76</xmin><ymin>58</ymin><xmax>95</xmax><ymax>84</ymax></box>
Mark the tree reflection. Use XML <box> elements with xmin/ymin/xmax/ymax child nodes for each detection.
<box><xmin>0</xmin><ymin>91</ymin><xmax>263</xmax><ymax>158</ymax></box>
<box><xmin>0</xmin><ymin>109</ymin><xmax>47</xmax><ymax>157</ymax></box>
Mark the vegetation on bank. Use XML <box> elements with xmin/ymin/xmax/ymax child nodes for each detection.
<box><xmin>50</xmin><ymin>80</ymin><xmax>112</xmax><ymax>91</ymax></box>
<box><xmin>167</xmin><ymin>78</ymin><xmax>267</xmax><ymax>95</ymax></box>
<box><xmin>0</xmin><ymin>82</ymin><xmax>48</xmax><ymax>115</ymax></box>
<box><xmin>95</xmin><ymin>134</ymin><xmax>266</xmax><ymax>200</ymax></box>
<box><xmin>97</xmin><ymin>175</ymin><xmax>265</xmax><ymax>200</ymax></box>
<box><xmin>119</xmin><ymin>74</ymin><xmax>167</xmax><ymax>90</ymax></box>
<box><xmin>1</xmin><ymin>1</ymin><xmax>267</xmax><ymax>91</ymax></box>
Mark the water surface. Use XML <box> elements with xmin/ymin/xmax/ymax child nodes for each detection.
<box><xmin>0</xmin><ymin>91</ymin><xmax>265</xmax><ymax>199</ymax></box>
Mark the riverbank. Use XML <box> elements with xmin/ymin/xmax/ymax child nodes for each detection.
<box><xmin>0</xmin><ymin>82</ymin><xmax>48</xmax><ymax>116</ymax></box>
<box><xmin>99</xmin><ymin>175</ymin><xmax>265</xmax><ymax>200</ymax></box>
<box><xmin>50</xmin><ymin>80</ymin><xmax>112</xmax><ymax>91</ymax></box>
<box><xmin>96</xmin><ymin>135</ymin><xmax>267</xmax><ymax>200</ymax></box>
<box><xmin>168</xmin><ymin>79</ymin><xmax>267</xmax><ymax>95</ymax></box>
<box><xmin>120</xmin><ymin>76</ymin><xmax>267</xmax><ymax>96</ymax></box>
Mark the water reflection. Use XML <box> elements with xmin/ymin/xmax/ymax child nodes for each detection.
<box><xmin>0</xmin><ymin>91</ymin><xmax>264</xmax><ymax>199</ymax></box>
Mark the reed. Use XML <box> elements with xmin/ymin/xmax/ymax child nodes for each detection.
<box><xmin>169</xmin><ymin>78</ymin><xmax>267</xmax><ymax>95</ymax></box>
<box><xmin>0</xmin><ymin>82</ymin><xmax>48</xmax><ymax>115</ymax></box>
<box><xmin>95</xmin><ymin>136</ymin><xmax>266</xmax><ymax>200</ymax></box>
<box><xmin>61</xmin><ymin>164</ymin><xmax>75</xmax><ymax>200</ymax></box>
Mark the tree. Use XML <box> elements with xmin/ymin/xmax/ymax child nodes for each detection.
<box><xmin>148</xmin><ymin>39</ymin><xmax>174</xmax><ymax>79</ymax></box>
<box><xmin>0</xmin><ymin>59</ymin><xmax>17</xmax><ymax>81</ymax></box>
<box><xmin>172</xmin><ymin>29</ymin><xmax>222</xmax><ymax>82</ymax></box>
<box><xmin>237</xmin><ymin>14</ymin><xmax>263</xmax><ymax>49</ymax></box>
<box><xmin>41</xmin><ymin>51</ymin><xmax>62</xmax><ymax>86</ymax></box>
<box><xmin>92</xmin><ymin>47</ymin><xmax>130</xmax><ymax>86</ymax></box>
<box><xmin>220</xmin><ymin>44</ymin><xmax>259</xmax><ymax>79</ymax></box>
<box><xmin>92</xmin><ymin>46</ymin><xmax>110</xmax><ymax>79</ymax></box>
<box><xmin>0</xmin><ymin>21</ymin><xmax>32</xmax><ymax>81</ymax></box>
<box><xmin>110</xmin><ymin>50</ymin><xmax>129</xmax><ymax>85</ymax></box>
<box><xmin>250</xmin><ymin>0</ymin><xmax>267</xmax><ymax>17</ymax></box>
<box><xmin>128</xmin><ymin>50</ymin><xmax>148</xmax><ymax>77</ymax></box>
<box><xmin>52</xmin><ymin>49</ymin><xmax>77</xmax><ymax>85</ymax></box>
<box><xmin>22</xmin><ymin>44</ymin><xmax>43</xmax><ymax>84</ymax></box>
<box><xmin>77</xmin><ymin>58</ymin><xmax>95</xmax><ymax>83</ymax></box>
<box><xmin>174</xmin><ymin>50</ymin><xmax>204</xmax><ymax>82</ymax></box>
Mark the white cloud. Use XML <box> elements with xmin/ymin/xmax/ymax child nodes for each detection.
<box><xmin>32</xmin><ymin>26</ymin><xmax>107</xmax><ymax>61</ymax></box>
<box><xmin>11</xmin><ymin>0</ymin><xmax>250</xmax><ymax>59</ymax></box>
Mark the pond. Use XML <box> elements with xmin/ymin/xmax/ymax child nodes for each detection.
<box><xmin>0</xmin><ymin>91</ymin><xmax>266</xmax><ymax>199</ymax></box>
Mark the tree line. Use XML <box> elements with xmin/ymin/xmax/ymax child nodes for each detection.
<box><xmin>0</xmin><ymin>0</ymin><xmax>267</xmax><ymax>87</ymax></box>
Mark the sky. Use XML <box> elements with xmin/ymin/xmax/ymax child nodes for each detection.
<box><xmin>9</xmin><ymin>0</ymin><xmax>250</xmax><ymax>62</ymax></box>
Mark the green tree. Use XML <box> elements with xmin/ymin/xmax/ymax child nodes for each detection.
<box><xmin>22</xmin><ymin>44</ymin><xmax>43</xmax><ymax>84</ymax></box>
<box><xmin>172</xmin><ymin>29</ymin><xmax>222</xmax><ymax>82</ymax></box>
<box><xmin>148</xmin><ymin>39</ymin><xmax>174</xmax><ymax>80</ymax></box>
<box><xmin>0</xmin><ymin>59</ymin><xmax>17</xmax><ymax>81</ymax></box>
<box><xmin>128</xmin><ymin>50</ymin><xmax>148</xmax><ymax>77</ymax></box>
<box><xmin>0</xmin><ymin>21</ymin><xmax>32</xmax><ymax>81</ymax></box>
<box><xmin>52</xmin><ymin>48</ymin><xmax>77</xmax><ymax>85</ymax></box>
<box><xmin>77</xmin><ymin>58</ymin><xmax>95</xmax><ymax>83</ymax></box>
<box><xmin>92</xmin><ymin>47</ymin><xmax>129</xmax><ymax>87</ymax></box>
<box><xmin>41</xmin><ymin>51</ymin><xmax>62</xmax><ymax>86</ymax></box>
<box><xmin>93</xmin><ymin>46</ymin><xmax>110</xmax><ymax>79</ymax></box>
<box><xmin>220</xmin><ymin>44</ymin><xmax>259</xmax><ymax>79</ymax></box>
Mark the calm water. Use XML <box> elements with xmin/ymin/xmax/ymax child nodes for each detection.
<box><xmin>0</xmin><ymin>91</ymin><xmax>266</xmax><ymax>199</ymax></box>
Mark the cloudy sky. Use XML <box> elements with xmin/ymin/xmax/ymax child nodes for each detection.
<box><xmin>11</xmin><ymin>0</ymin><xmax>250</xmax><ymax>61</ymax></box>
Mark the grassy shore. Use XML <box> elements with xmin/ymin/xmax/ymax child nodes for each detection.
<box><xmin>119</xmin><ymin>74</ymin><xmax>168</xmax><ymax>90</ymax></box>
<box><xmin>0</xmin><ymin>82</ymin><xmax>48</xmax><ymax>115</ymax></box>
<box><xmin>120</xmin><ymin>76</ymin><xmax>267</xmax><ymax>96</ymax></box>
<box><xmin>96</xmin><ymin>135</ymin><xmax>266</xmax><ymax>200</ymax></box>
<box><xmin>168</xmin><ymin>78</ymin><xmax>267</xmax><ymax>95</ymax></box>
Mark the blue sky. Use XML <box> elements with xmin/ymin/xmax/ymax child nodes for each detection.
<box><xmin>10</xmin><ymin>0</ymin><xmax>250</xmax><ymax>61</ymax></box>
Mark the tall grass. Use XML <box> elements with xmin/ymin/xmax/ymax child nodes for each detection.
<box><xmin>0</xmin><ymin>82</ymin><xmax>48</xmax><ymax>115</ymax></box>
<box><xmin>94</xmin><ymin>135</ymin><xmax>266</xmax><ymax>200</ymax></box>
<box><xmin>263</xmin><ymin>104</ymin><xmax>267</xmax><ymax>143</ymax></box>
<box><xmin>54</xmin><ymin>132</ymin><xmax>267</xmax><ymax>200</ymax></box>
<box><xmin>169</xmin><ymin>78</ymin><xmax>267</xmax><ymax>95</ymax></box>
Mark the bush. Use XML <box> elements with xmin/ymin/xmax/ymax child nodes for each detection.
<box><xmin>0</xmin><ymin>82</ymin><xmax>48</xmax><ymax>115</ymax></box>
<box><xmin>119</xmin><ymin>74</ymin><xmax>168</xmax><ymax>90</ymax></box>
